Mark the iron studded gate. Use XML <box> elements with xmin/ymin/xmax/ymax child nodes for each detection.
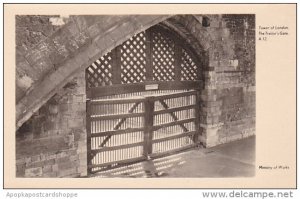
<box><xmin>86</xmin><ymin>90</ymin><xmax>201</xmax><ymax>174</ymax></box>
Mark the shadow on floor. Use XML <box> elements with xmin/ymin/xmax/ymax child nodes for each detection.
<box><xmin>91</xmin><ymin>136</ymin><xmax>255</xmax><ymax>178</ymax></box>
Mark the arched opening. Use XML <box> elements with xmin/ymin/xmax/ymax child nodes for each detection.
<box><xmin>85</xmin><ymin>24</ymin><xmax>204</xmax><ymax>174</ymax></box>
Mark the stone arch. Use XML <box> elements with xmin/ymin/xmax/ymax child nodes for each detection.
<box><xmin>16</xmin><ymin>15</ymin><xmax>172</xmax><ymax>129</ymax></box>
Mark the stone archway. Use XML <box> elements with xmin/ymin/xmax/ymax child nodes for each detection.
<box><xmin>16</xmin><ymin>15</ymin><xmax>172</xmax><ymax>129</ymax></box>
<box><xmin>15</xmin><ymin>14</ymin><xmax>255</xmax><ymax>178</ymax></box>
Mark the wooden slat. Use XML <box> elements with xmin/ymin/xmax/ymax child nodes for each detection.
<box><xmin>153</xmin><ymin>90</ymin><xmax>197</xmax><ymax>100</ymax></box>
<box><xmin>92</xmin><ymin>141</ymin><xmax>144</xmax><ymax>153</ymax></box>
<box><xmin>194</xmin><ymin>91</ymin><xmax>201</xmax><ymax>144</ymax></box>
<box><xmin>91</xmin><ymin>127</ymin><xmax>145</xmax><ymax>137</ymax></box>
<box><xmin>145</xmin><ymin>29</ymin><xmax>153</xmax><ymax>81</ymax></box>
<box><xmin>174</xmin><ymin>40</ymin><xmax>182</xmax><ymax>81</ymax></box>
<box><xmin>152</xmin><ymin>117</ymin><xmax>196</xmax><ymax>131</ymax></box>
<box><xmin>152</xmin><ymin>131</ymin><xmax>196</xmax><ymax>143</ymax></box>
<box><xmin>90</xmin><ymin>112</ymin><xmax>145</xmax><ymax>121</ymax></box>
<box><xmin>154</xmin><ymin>104</ymin><xmax>196</xmax><ymax>115</ymax></box>
<box><xmin>112</xmin><ymin>46</ymin><xmax>122</xmax><ymax>84</ymax></box>
<box><xmin>88</xmin><ymin>81</ymin><xmax>202</xmax><ymax>98</ymax></box>
<box><xmin>91</xmin><ymin>97</ymin><xmax>145</xmax><ymax>105</ymax></box>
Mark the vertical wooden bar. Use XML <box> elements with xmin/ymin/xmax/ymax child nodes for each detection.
<box><xmin>174</xmin><ymin>42</ymin><xmax>182</xmax><ymax>81</ymax></box>
<box><xmin>112</xmin><ymin>47</ymin><xmax>122</xmax><ymax>84</ymax></box>
<box><xmin>145</xmin><ymin>30</ymin><xmax>153</xmax><ymax>81</ymax></box>
<box><xmin>194</xmin><ymin>91</ymin><xmax>201</xmax><ymax>145</ymax></box>
<box><xmin>143</xmin><ymin>97</ymin><xmax>154</xmax><ymax>158</ymax></box>
<box><xmin>86</xmin><ymin>99</ymin><xmax>92</xmax><ymax>175</ymax></box>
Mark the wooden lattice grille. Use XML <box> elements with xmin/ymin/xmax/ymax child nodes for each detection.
<box><xmin>120</xmin><ymin>32</ymin><xmax>147</xmax><ymax>84</ymax></box>
<box><xmin>152</xmin><ymin>31</ymin><xmax>176</xmax><ymax>81</ymax></box>
<box><xmin>86</xmin><ymin>26</ymin><xmax>202</xmax><ymax>90</ymax></box>
<box><xmin>181</xmin><ymin>48</ymin><xmax>199</xmax><ymax>81</ymax></box>
<box><xmin>86</xmin><ymin>53</ymin><xmax>113</xmax><ymax>88</ymax></box>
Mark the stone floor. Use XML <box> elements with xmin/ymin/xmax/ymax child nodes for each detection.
<box><xmin>92</xmin><ymin>136</ymin><xmax>255</xmax><ymax>178</ymax></box>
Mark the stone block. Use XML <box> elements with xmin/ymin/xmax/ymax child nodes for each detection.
<box><xmin>16</xmin><ymin>157</ymin><xmax>26</xmax><ymax>165</ymax></box>
<box><xmin>73</xmin><ymin>31</ymin><xmax>91</xmax><ymax>49</ymax></box>
<box><xmin>78</xmin><ymin>167</ymin><xmax>88</xmax><ymax>177</ymax></box>
<box><xmin>42</xmin><ymin>165</ymin><xmax>53</xmax><ymax>173</ymax></box>
<box><xmin>67</xmin><ymin>149</ymin><xmax>78</xmax><ymax>156</ymax></box>
<box><xmin>27</xmin><ymin>159</ymin><xmax>55</xmax><ymax>169</ymax></box>
<box><xmin>93</xmin><ymin>33</ymin><xmax>113</xmax><ymax>52</ymax></box>
<box><xmin>86</xmin><ymin>23</ymin><xmax>103</xmax><ymax>38</ymax></box>
<box><xmin>205</xmin><ymin>135</ymin><xmax>219</xmax><ymax>148</ymax></box>
<box><xmin>25</xmin><ymin>167</ymin><xmax>42</xmax><ymax>177</ymax></box>
<box><xmin>16</xmin><ymin>163</ymin><xmax>26</xmax><ymax>174</ymax></box>
<box><xmin>16</xmin><ymin>74</ymin><xmax>33</xmax><ymax>91</ymax></box>
<box><xmin>68</xmin><ymin>118</ymin><xmax>83</xmax><ymax>128</ymax></box>
<box><xmin>43</xmin><ymin>171</ymin><xmax>58</xmax><ymax>178</ymax></box>
<box><xmin>229</xmin><ymin>59</ymin><xmax>239</xmax><ymax>68</ymax></box>
<box><xmin>56</xmin><ymin>156</ymin><xmax>70</xmax><ymax>164</ymax></box>
<box><xmin>31</xmin><ymin>58</ymin><xmax>53</xmax><ymax>79</ymax></box>
<box><xmin>71</xmin><ymin>95</ymin><xmax>83</xmax><ymax>104</ymax></box>
<box><xmin>52</xmin><ymin>164</ymin><xmax>59</xmax><ymax>172</ymax></box>
<box><xmin>64</xmin><ymin>21</ymin><xmax>80</xmax><ymax>37</ymax></box>
<box><xmin>70</xmin><ymin>154</ymin><xmax>79</xmax><ymax>162</ymax></box>
<box><xmin>85</xmin><ymin>43</ymin><xmax>103</xmax><ymax>62</ymax></box>
<box><xmin>78</xmin><ymin>152</ymin><xmax>87</xmax><ymax>161</ymax></box>
<box><xmin>16</xmin><ymin>167</ymin><xmax>26</xmax><ymax>177</ymax></box>
<box><xmin>31</xmin><ymin>155</ymin><xmax>41</xmax><ymax>162</ymax></box>
<box><xmin>46</xmin><ymin>153</ymin><xmax>57</xmax><ymax>161</ymax></box>
<box><xmin>25</xmin><ymin>40</ymin><xmax>54</xmax><ymax>66</ymax></box>
<box><xmin>109</xmin><ymin>21</ymin><xmax>136</xmax><ymax>44</ymax></box>
<box><xmin>58</xmin><ymin>167</ymin><xmax>77</xmax><ymax>177</ymax></box>
<box><xmin>58</xmin><ymin>161</ymin><xmax>73</xmax><ymax>170</ymax></box>
<box><xmin>227</xmin><ymin>133</ymin><xmax>243</xmax><ymax>143</ymax></box>
<box><xmin>205</xmin><ymin>126</ymin><xmax>219</xmax><ymax>137</ymax></box>
<box><xmin>218</xmin><ymin>136</ymin><xmax>227</xmax><ymax>144</ymax></box>
<box><xmin>56</xmin><ymin>151</ymin><xmax>68</xmax><ymax>158</ymax></box>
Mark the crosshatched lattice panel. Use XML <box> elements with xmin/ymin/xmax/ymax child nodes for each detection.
<box><xmin>181</xmin><ymin>49</ymin><xmax>199</xmax><ymax>81</ymax></box>
<box><xmin>86</xmin><ymin>53</ymin><xmax>113</xmax><ymax>88</ymax></box>
<box><xmin>152</xmin><ymin>31</ymin><xmax>176</xmax><ymax>81</ymax></box>
<box><xmin>120</xmin><ymin>32</ymin><xmax>147</xmax><ymax>84</ymax></box>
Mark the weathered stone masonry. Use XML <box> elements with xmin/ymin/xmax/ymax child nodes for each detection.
<box><xmin>16</xmin><ymin>70</ymin><xmax>87</xmax><ymax>177</ymax></box>
<box><xmin>166</xmin><ymin>15</ymin><xmax>255</xmax><ymax>147</ymax></box>
<box><xmin>15</xmin><ymin>15</ymin><xmax>255</xmax><ymax>177</ymax></box>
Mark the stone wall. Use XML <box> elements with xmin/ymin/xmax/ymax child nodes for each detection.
<box><xmin>216</xmin><ymin>15</ymin><xmax>256</xmax><ymax>145</ymax></box>
<box><xmin>167</xmin><ymin>15</ymin><xmax>255</xmax><ymax>147</ymax></box>
<box><xmin>195</xmin><ymin>15</ymin><xmax>255</xmax><ymax>147</ymax></box>
<box><xmin>16</xmin><ymin>70</ymin><xmax>87</xmax><ymax>177</ymax></box>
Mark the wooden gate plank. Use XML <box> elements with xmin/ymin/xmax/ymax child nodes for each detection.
<box><xmin>143</xmin><ymin>97</ymin><xmax>154</xmax><ymax>157</ymax></box>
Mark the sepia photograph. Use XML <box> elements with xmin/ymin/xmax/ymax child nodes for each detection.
<box><xmin>15</xmin><ymin>14</ymin><xmax>255</xmax><ymax>178</ymax></box>
<box><xmin>3</xmin><ymin>3</ymin><xmax>296</xmax><ymax>189</ymax></box>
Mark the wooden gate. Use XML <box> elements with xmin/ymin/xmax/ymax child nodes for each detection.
<box><xmin>85</xmin><ymin>25</ymin><xmax>203</xmax><ymax>174</ymax></box>
<box><xmin>87</xmin><ymin>90</ymin><xmax>200</xmax><ymax>174</ymax></box>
